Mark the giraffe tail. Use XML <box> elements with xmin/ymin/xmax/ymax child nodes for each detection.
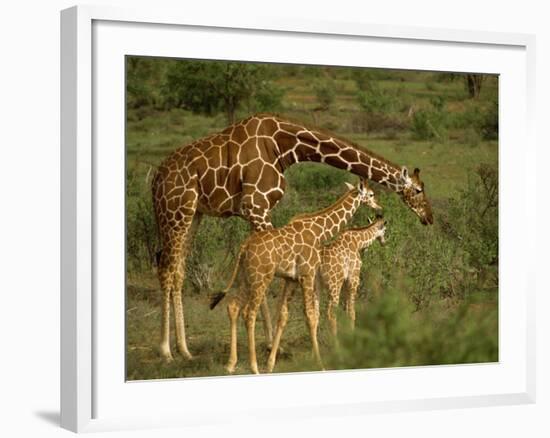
<box><xmin>209</xmin><ymin>240</ymin><xmax>247</xmax><ymax>310</ymax></box>
<box><xmin>209</xmin><ymin>291</ymin><xmax>227</xmax><ymax>310</ymax></box>
<box><xmin>314</xmin><ymin>266</ymin><xmax>324</xmax><ymax>295</ymax></box>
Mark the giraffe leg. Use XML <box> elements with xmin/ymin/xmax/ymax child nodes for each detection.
<box><xmin>240</xmin><ymin>185</ymin><xmax>274</xmax><ymax>232</ymax></box>
<box><xmin>260</xmin><ymin>297</ymin><xmax>274</xmax><ymax>349</ymax></box>
<box><xmin>240</xmin><ymin>195</ymin><xmax>275</xmax><ymax>350</ymax></box>
<box><xmin>225</xmin><ymin>296</ymin><xmax>240</xmax><ymax>373</ymax></box>
<box><xmin>171</xmin><ymin>266</ymin><xmax>192</xmax><ymax>360</ymax></box>
<box><xmin>346</xmin><ymin>274</ymin><xmax>360</xmax><ymax>331</ymax></box>
<box><xmin>159</xmin><ymin>277</ymin><xmax>173</xmax><ymax>362</ymax></box>
<box><xmin>245</xmin><ymin>303</ymin><xmax>260</xmax><ymax>375</ymax></box>
<box><xmin>241</xmin><ymin>190</ymin><xmax>276</xmax><ymax>350</ymax></box>
<box><xmin>158</xmin><ymin>244</ymin><xmax>184</xmax><ymax>362</ymax></box>
<box><xmin>301</xmin><ymin>275</ymin><xmax>324</xmax><ymax>370</ymax></box>
<box><xmin>266</xmin><ymin>280</ymin><xmax>293</xmax><ymax>373</ymax></box>
<box><xmin>170</xmin><ymin>213</ymin><xmax>202</xmax><ymax>360</ymax></box>
<box><xmin>244</xmin><ymin>281</ymin><xmax>268</xmax><ymax>375</ymax></box>
<box><xmin>327</xmin><ymin>280</ymin><xmax>343</xmax><ymax>338</ymax></box>
<box><xmin>157</xmin><ymin>206</ymin><xmax>200</xmax><ymax>361</ymax></box>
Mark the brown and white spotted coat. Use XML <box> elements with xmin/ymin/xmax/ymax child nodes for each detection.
<box><xmin>320</xmin><ymin>217</ymin><xmax>387</xmax><ymax>336</ymax></box>
<box><xmin>209</xmin><ymin>180</ymin><xmax>381</xmax><ymax>374</ymax></box>
<box><xmin>152</xmin><ymin>113</ymin><xmax>433</xmax><ymax>361</ymax></box>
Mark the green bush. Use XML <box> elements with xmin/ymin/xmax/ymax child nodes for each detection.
<box><xmin>324</xmin><ymin>285</ymin><xmax>498</xmax><ymax>370</ymax></box>
<box><xmin>126</xmin><ymin>57</ymin><xmax>171</xmax><ymax>110</ymax></box>
<box><xmin>410</xmin><ymin>95</ymin><xmax>451</xmax><ymax>140</ymax></box>
<box><xmin>351</xmin><ymin>68</ymin><xmax>408</xmax><ymax>88</ymax></box>
<box><xmin>348</xmin><ymin>112</ymin><xmax>370</xmax><ymax>133</ymax></box>
<box><xmin>270</xmin><ymin>166</ymin><xmax>353</xmax><ymax>228</ymax></box>
<box><xmin>126</xmin><ymin>196</ymin><xmax>158</xmax><ymax>272</ymax></box>
<box><xmin>313</xmin><ymin>79</ymin><xmax>336</xmax><ymax>110</ymax></box>
<box><xmin>347</xmin><ymin>192</ymin><xmax>466</xmax><ymax>310</ymax></box>
<box><xmin>445</xmin><ymin>98</ymin><xmax>497</xmax><ymax>141</ymax></box>
<box><xmin>425</xmin><ymin>81</ymin><xmax>438</xmax><ymax>92</ymax></box>
<box><xmin>351</xmin><ymin>69</ymin><xmax>373</xmax><ymax>91</ymax></box>
<box><xmin>352</xmin><ymin>80</ymin><xmax>406</xmax><ymax>133</ymax></box>
<box><xmin>348</xmin><ymin>112</ymin><xmax>406</xmax><ymax>134</ymax></box>
<box><xmin>411</xmin><ymin>109</ymin><xmax>447</xmax><ymax>140</ymax></box>
<box><xmin>480</xmin><ymin>99</ymin><xmax>498</xmax><ymax>140</ymax></box>
<box><xmin>444</xmin><ymin>164</ymin><xmax>498</xmax><ymax>270</ymax></box>
<box><xmin>461</xmin><ymin>126</ymin><xmax>482</xmax><ymax>147</ymax></box>
<box><xmin>160</xmin><ymin>60</ymin><xmax>284</xmax><ymax>123</ymax></box>
<box><xmin>285</xmin><ymin>162</ymin><xmax>350</xmax><ymax>193</ymax></box>
<box><xmin>186</xmin><ymin>216</ymin><xmax>250</xmax><ymax>293</ymax></box>
<box><xmin>356</xmin><ymin>84</ymin><xmax>396</xmax><ymax>114</ymax></box>
<box><xmin>253</xmin><ymin>81</ymin><xmax>285</xmax><ymax>112</ymax></box>
<box><xmin>429</xmin><ymin>95</ymin><xmax>446</xmax><ymax>112</ymax></box>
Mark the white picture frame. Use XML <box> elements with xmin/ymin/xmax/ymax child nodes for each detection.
<box><xmin>60</xmin><ymin>4</ymin><xmax>536</xmax><ymax>433</ymax></box>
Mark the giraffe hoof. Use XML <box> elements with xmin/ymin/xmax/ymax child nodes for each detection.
<box><xmin>266</xmin><ymin>344</ymin><xmax>285</xmax><ymax>355</ymax></box>
<box><xmin>160</xmin><ymin>347</ymin><xmax>174</xmax><ymax>363</ymax></box>
<box><xmin>225</xmin><ymin>364</ymin><xmax>236</xmax><ymax>374</ymax></box>
<box><xmin>177</xmin><ymin>347</ymin><xmax>194</xmax><ymax>360</ymax></box>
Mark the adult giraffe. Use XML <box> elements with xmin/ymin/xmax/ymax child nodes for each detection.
<box><xmin>152</xmin><ymin>113</ymin><xmax>433</xmax><ymax>361</ymax></box>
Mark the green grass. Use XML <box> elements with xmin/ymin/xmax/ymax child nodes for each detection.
<box><xmin>126</xmin><ymin>63</ymin><xmax>498</xmax><ymax>380</ymax></box>
<box><xmin>126</xmin><ymin>272</ymin><xmax>497</xmax><ymax>379</ymax></box>
<box><xmin>126</xmin><ymin>276</ymin><xmax>334</xmax><ymax>379</ymax></box>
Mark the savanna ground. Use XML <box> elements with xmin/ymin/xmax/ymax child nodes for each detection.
<box><xmin>126</xmin><ymin>59</ymin><xmax>498</xmax><ymax>380</ymax></box>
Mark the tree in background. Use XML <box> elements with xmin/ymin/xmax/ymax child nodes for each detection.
<box><xmin>465</xmin><ymin>74</ymin><xmax>485</xmax><ymax>99</ymax></box>
<box><xmin>313</xmin><ymin>78</ymin><xmax>336</xmax><ymax>111</ymax></box>
<box><xmin>126</xmin><ymin>57</ymin><xmax>167</xmax><ymax>109</ymax></box>
<box><xmin>436</xmin><ymin>72</ymin><xmax>486</xmax><ymax>99</ymax></box>
<box><xmin>161</xmin><ymin>60</ymin><xmax>283</xmax><ymax>124</ymax></box>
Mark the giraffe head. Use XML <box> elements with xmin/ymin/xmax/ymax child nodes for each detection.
<box><xmin>345</xmin><ymin>178</ymin><xmax>382</xmax><ymax>211</ymax></box>
<box><xmin>366</xmin><ymin>215</ymin><xmax>387</xmax><ymax>246</ymax></box>
<box><xmin>399</xmin><ymin>167</ymin><xmax>433</xmax><ymax>225</ymax></box>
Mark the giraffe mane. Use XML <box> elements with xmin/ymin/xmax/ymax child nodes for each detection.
<box><xmin>342</xmin><ymin>223</ymin><xmax>378</xmax><ymax>233</ymax></box>
<box><xmin>289</xmin><ymin>189</ymin><xmax>355</xmax><ymax>223</ymax></box>
<box><xmin>250</xmin><ymin>112</ymin><xmax>403</xmax><ymax>172</ymax></box>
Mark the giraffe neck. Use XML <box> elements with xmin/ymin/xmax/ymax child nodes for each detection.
<box><xmin>272</xmin><ymin>117</ymin><xmax>406</xmax><ymax>192</ymax></box>
<box><xmin>346</xmin><ymin>225</ymin><xmax>379</xmax><ymax>252</ymax></box>
<box><xmin>298</xmin><ymin>190</ymin><xmax>361</xmax><ymax>242</ymax></box>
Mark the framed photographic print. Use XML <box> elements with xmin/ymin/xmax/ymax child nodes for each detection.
<box><xmin>61</xmin><ymin>4</ymin><xmax>536</xmax><ymax>433</ymax></box>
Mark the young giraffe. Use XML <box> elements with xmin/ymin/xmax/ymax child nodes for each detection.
<box><xmin>153</xmin><ymin>113</ymin><xmax>433</xmax><ymax>361</ymax></box>
<box><xmin>209</xmin><ymin>179</ymin><xmax>382</xmax><ymax>374</ymax></box>
<box><xmin>320</xmin><ymin>216</ymin><xmax>387</xmax><ymax>337</ymax></box>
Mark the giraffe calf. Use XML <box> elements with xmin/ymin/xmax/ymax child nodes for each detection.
<box><xmin>210</xmin><ymin>179</ymin><xmax>381</xmax><ymax>374</ymax></box>
<box><xmin>319</xmin><ymin>216</ymin><xmax>387</xmax><ymax>336</ymax></box>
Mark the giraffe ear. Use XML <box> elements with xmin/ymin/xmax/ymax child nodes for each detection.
<box><xmin>401</xmin><ymin>166</ymin><xmax>409</xmax><ymax>180</ymax></box>
<box><xmin>344</xmin><ymin>181</ymin><xmax>355</xmax><ymax>191</ymax></box>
